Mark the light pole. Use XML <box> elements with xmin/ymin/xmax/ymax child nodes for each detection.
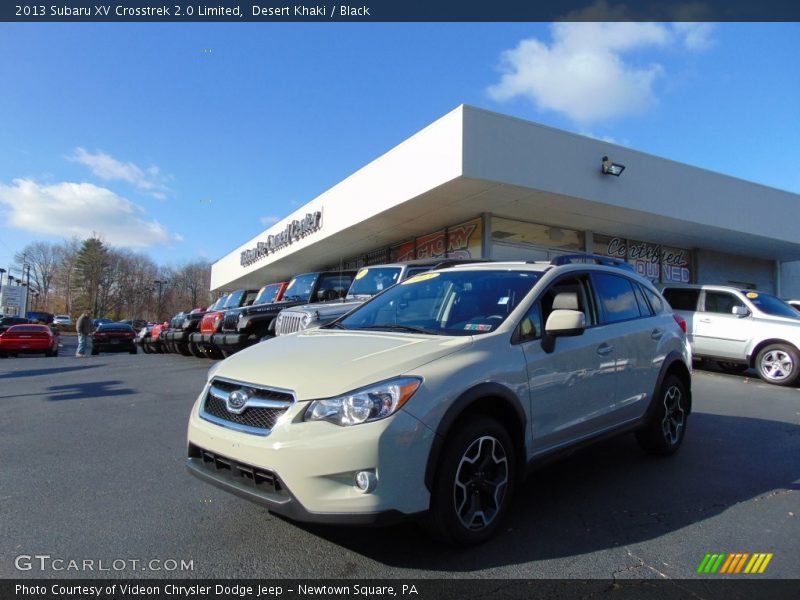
<box><xmin>153</xmin><ymin>279</ymin><xmax>168</xmax><ymax>322</ymax></box>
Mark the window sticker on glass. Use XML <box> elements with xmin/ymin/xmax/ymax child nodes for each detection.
<box><xmin>402</xmin><ymin>272</ymin><xmax>440</xmax><ymax>285</ymax></box>
<box><xmin>498</xmin><ymin>297</ymin><xmax>509</xmax><ymax>305</ymax></box>
<box><xmin>464</xmin><ymin>323</ymin><xmax>492</xmax><ymax>332</ymax></box>
<box><xmin>746</xmin><ymin>292</ymin><xmax>759</xmax><ymax>299</ymax></box>
<box><xmin>355</xmin><ymin>268</ymin><xmax>369</xmax><ymax>280</ymax></box>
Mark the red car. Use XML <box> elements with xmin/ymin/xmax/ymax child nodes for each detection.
<box><xmin>0</xmin><ymin>324</ymin><xmax>59</xmax><ymax>358</ymax></box>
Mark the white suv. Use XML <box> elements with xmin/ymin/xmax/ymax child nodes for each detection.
<box><xmin>187</xmin><ymin>257</ymin><xmax>691</xmax><ymax>544</ymax></box>
<box><xmin>662</xmin><ymin>284</ymin><xmax>800</xmax><ymax>386</ymax></box>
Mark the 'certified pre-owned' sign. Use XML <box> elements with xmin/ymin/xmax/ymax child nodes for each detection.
<box><xmin>241</xmin><ymin>211</ymin><xmax>323</xmax><ymax>267</ymax></box>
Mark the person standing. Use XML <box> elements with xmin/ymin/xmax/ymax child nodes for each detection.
<box><xmin>75</xmin><ymin>309</ymin><xmax>92</xmax><ymax>357</ymax></box>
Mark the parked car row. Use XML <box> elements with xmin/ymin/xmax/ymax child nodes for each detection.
<box><xmin>136</xmin><ymin>260</ymin><xmax>482</xmax><ymax>360</ymax></box>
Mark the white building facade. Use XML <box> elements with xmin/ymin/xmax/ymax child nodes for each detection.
<box><xmin>211</xmin><ymin>105</ymin><xmax>800</xmax><ymax>297</ymax></box>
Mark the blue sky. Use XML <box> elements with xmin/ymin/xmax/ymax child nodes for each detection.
<box><xmin>1</xmin><ymin>22</ymin><xmax>798</xmax><ymax>271</ymax></box>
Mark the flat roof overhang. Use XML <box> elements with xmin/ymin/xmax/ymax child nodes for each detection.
<box><xmin>212</xmin><ymin>106</ymin><xmax>800</xmax><ymax>291</ymax></box>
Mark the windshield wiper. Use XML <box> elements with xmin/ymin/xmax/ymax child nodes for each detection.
<box><xmin>355</xmin><ymin>324</ymin><xmax>439</xmax><ymax>335</ymax></box>
<box><xmin>325</xmin><ymin>322</ymin><xmax>348</xmax><ymax>329</ymax></box>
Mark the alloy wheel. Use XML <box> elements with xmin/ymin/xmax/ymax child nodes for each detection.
<box><xmin>661</xmin><ymin>385</ymin><xmax>685</xmax><ymax>446</ymax></box>
<box><xmin>760</xmin><ymin>349</ymin><xmax>794</xmax><ymax>383</ymax></box>
<box><xmin>453</xmin><ymin>436</ymin><xmax>508</xmax><ymax>530</ymax></box>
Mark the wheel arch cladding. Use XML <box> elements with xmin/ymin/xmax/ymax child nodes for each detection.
<box><xmin>424</xmin><ymin>382</ymin><xmax>527</xmax><ymax>492</ymax></box>
<box><xmin>648</xmin><ymin>352</ymin><xmax>692</xmax><ymax>418</ymax></box>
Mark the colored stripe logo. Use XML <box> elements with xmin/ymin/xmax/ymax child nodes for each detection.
<box><xmin>697</xmin><ymin>553</ymin><xmax>773</xmax><ymax>574</ymax></box>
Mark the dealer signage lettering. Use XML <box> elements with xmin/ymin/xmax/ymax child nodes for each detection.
<box><xmin>240</xmin><ymin>211</ymin><xmax>322</xmax><ymax>267</ymax></box>
<box><xmin>603</xmin><ymin>236</ymin><xmax>691</xmax><ymax>283</ymax></box>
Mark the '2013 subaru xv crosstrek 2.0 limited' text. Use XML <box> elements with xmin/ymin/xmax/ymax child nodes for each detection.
<box><xmin>186</xmin><ymin>256</ymin><xmax>692</xmax><ymax>545</ymax></box>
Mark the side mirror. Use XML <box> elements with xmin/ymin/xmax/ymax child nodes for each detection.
<box><xmin>731</xmin><ymin>306</ymin><xmax>750</xmax><ymax>317</ymax></box>
<box><xmin>542</xmin><ymin>309</ymin><xmax>586</xmax><ymax>353</ymax></box>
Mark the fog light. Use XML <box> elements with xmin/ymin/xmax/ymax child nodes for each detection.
<box><xmin>355</xmin><ymin>471</ymin><xmax>377</xmax><ymax>493</ymax></box>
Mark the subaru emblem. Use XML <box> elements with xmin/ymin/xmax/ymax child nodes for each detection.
<box><xmin>226</xmin><ymin>389</ymin><xmax>250</xmax><ymax>414</ymax></box>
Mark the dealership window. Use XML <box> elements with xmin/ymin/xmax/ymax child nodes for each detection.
<box><xmin>594</xmin><ymin>234</ymin><xmax>693</xmax><ymax>284</ymax></box>
<box><xmin>390</xmin><ymin>217</ymin><xmax>484</xmax><ymax>262</ymax></box>
<box><xmin>491</xmin><ymin>217</ymin><xmax>584</xmax><ymax>253</ymax></box>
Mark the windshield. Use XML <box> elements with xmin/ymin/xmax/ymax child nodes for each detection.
<box><xmin>223</xmin><ymin>290</ymin><xmax>245</xmax><ymax>308</ymax></box>
<box><xmin>282</xmin><ymin>273</ymin><xmax>318</xmax><ymax>302</ymax></box>
<box><xmin>254</xmin><ymin>283</ymin><xmax>281</xmax><ymax>305</ymax></box>
<box><xmin>207</xmin><ymin>295</ymin><xmax>226</xmax><ymax>311</ymax></box>
<box><xmin>347</xmin><ymin>267</ymin><xmax>404</xmax><ymax>298</ymax></box>
<box><xmin>745</xmin><ymin>290</ymin><xmax>800</xmax><ymax>319</ymax></box>
<box><xmin>337</xmin><ymin>270</ymin><xmax>541</xmax><ymax>336</ymax></box>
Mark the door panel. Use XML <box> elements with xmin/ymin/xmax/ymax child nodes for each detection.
<box><xmin>694</xmin><ymin>291</ymin><xmax>751</xmax><ymax>359</ymax></box>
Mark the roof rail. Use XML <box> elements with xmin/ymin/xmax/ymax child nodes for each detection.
<box><xmin>546</xmin><ymin>253</ymin><xmax>635</xmax><ymax>272</ymax></box>
<box><xmin>432</xmin><ymin>258</ymin><xmax>490</xmax><ymax>270</ymax></box>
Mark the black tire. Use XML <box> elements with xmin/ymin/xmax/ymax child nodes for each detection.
<box><xmin>141</xmin><ymin>344</ymin><xmax>151</xmax><ymax>354</ymax></box>
<box><xmin>176</xmin><ymin>343</ymin><xmax>193</xmax><ymax>357</ymax></box>
<box><xmin>716</xmin><ymin>361</ymin><xmax>748</xmax><ymax>374</ymax></box>
<box><xmin>189</xmin><ymin>342</ymin><xmax>204</xmax><ymax>358</ymax></box>
<box><xmin>426</xmin><ymin>417</ymin><xmax>516</xmax><ymax>546</ymax></box>
<box><xmin>756</xmin><ymin>343</ymin><xmax>800</xmax><ymax>387</ymax></box>
<box><xmin>636</xmin><ymin>374</ymin><xmax>689</xmax><ymax>456</ymax></box>
<box><xmin>220</xmin><ymin>348</ymin><xmax>236</xmax><ymax>358</ymax></box>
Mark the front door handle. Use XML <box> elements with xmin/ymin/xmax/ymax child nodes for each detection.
<box><xmin>597</xmin><ymin>343</ymin><xmax>614</xmax><ymax>356</ymax></box>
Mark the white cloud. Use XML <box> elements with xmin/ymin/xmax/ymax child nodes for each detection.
<box><xmin>69</xmin><ymin>148</ymin><xmax>171</xmax><ymax>199</ymax></box>
<box><xmin>260</xmin><ymin>215</ymin><xmax>280</xmax><ymax>226</ymax></box>
<box><xmin>488</xmin><ymin>22</ymin><xmax>713</xmax><ymax>124</ymax></box>
<box><xmin>0</xmin><ymin>178</ymin><xmax>181</xmax><ymax>248</ymax></box>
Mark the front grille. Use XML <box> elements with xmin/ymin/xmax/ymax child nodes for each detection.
<box><xmin>275</xmin><ymin>311</ymin><xmax>306</xmax><ymax>336</ymax></box>
<box><xmin>189</xmin><ymin>444</ymin><xmax>283</xmax><ymax>494</ymax></box>
<box><xmin>222</xmin><ymin>312</ymin><xmax>239</xmax><ymax>332</ymax></box>
<box><xmin>200</xmin><ymin>377</ymin><xmax>294</xmax><ymax>435</ymax></box>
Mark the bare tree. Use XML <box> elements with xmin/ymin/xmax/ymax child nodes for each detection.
<box><xmin>14</xmin><ymin>241</ymin><xmax>60</xmax><ymax>310</ymax></box>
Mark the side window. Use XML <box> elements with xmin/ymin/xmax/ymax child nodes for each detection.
<box><xmin>540</xmin><ymin>275</ymin><xmax>595</xmax><ymax>328</ymax></box>
<box><xmin>243</xmin><ymin>290</ymin><xmax>258</xmax><ymax>306</ymax></box>
<box><xmin>643</xmin><ymin>286</ymin><xmax>665</xmax><ymax>313</ymax></box>
<box><xmin>518</xmin><ymin>302</ymin><xmax>543</xmax><ymax>341</ymax></box>
<box><xmin>704</xmin><ymin>291</ymin><xmax>745</xmax><ymax>314</ymax></box>
<box><xmin>632</xmin><ymin>283</ymin><xmax>654</xmax><ymax>317</ymax></box>
<box><xmin>591</xmin><ymin>272</ymin><xmax>641</xmax><ymax>324</ymax></box>
<box><xmin>318</xmin><ymin>275</ymin><xmax>354</xmax><ymax>300</ymax></box>
<box><xmin>662</xmin><ymin>288</ymin><xmax>700</xmax><ymax>311</ymax></box>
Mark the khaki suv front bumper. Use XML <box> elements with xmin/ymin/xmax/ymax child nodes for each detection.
<box><xmin>186</xmin><ymin>392</ymin><xmax>436</xmax><ymax>521</ymax></box>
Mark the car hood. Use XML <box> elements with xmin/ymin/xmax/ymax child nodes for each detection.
<box><xmin>211</xmin><ymin>329</ymin><xmax>472</xmax><ymax>400</ymax></box>
<box><xmin>284</xmin><ymin>300</ymin><xmax>365</xmax><ymax>318</ymax></box>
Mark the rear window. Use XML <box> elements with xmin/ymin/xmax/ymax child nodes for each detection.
<box><xmin>7</xmin><ymin>325</ymin><xmax>48</xmax><ymax>333</ymax></box>
<box><xmin>662</xmin><ymin>288</ymin><xmax>700</xmax><ymax>311</ymax></box>
<box><xmin>97</xmin><ymin>324</ymin><xmax>134</xmax><ymax>332</ymax></box>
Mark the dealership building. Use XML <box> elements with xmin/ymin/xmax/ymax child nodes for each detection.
<box><xmin>211</xmin><ymin>105</ymin><xmax>800</xmax><ymax>297</ymax></box>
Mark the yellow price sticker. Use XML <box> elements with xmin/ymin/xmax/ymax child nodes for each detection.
<box><xmin>402</xmin><ymin>272</ymin><xmax>440</xmax><ymax>285</ymax></box>
<box><xmin>355</xmin><ymin>268</ymin><xmax>369</xmax><ymax>280</ymax></box>
<box><xmin>746</xmin><ymin>292</ymin><xmax>759</xmax><ymax>299</ymax></box>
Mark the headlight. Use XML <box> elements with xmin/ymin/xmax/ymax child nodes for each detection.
<box><xmin>301</xmin><ymin>313</ymin><xmax>313</xmax><ymax>327</ymax></box>
<box><xmin>304</xmin><ymin>377</ymin><xmax>421</xmax><ymax>426</ymax></box>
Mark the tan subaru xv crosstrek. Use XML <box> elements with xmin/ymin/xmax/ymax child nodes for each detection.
<box><xmin>187</xmin><ymin>256</ymin><xmax>692</xmax><ymax>545</ymax></box>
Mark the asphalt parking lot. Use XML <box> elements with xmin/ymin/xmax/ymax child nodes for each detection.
<box><xmin>1</xmin><ymin>338</ymin><xmax>798</xmax><ymax>580</ymax></box>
